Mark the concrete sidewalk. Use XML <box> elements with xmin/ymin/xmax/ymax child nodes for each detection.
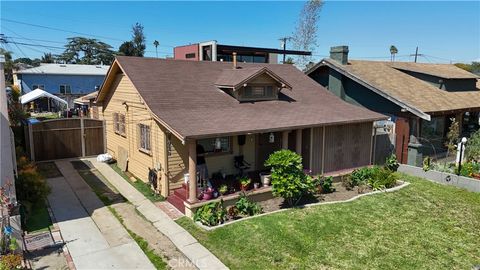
<box><xmin>86</xmin><ymin>158</ymin><xmax>228</xmax><ymax>270</ymax></box>
<box><xmin>48</xmin><ymin>161</ymin><xmax>155</xmax><ymax>270</ymax></box>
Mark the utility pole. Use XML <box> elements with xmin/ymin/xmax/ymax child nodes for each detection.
<box><xmin>409</xmin><ymin>46</ymin><xmax>424</xmax><ymax>63</ymax></box>
<box><xmin>279</xmin><ymin>37</ymin><xmax>292</xmax><ymax>64</ymax></box>
<box><xmin>153</xmin><ymin>40</ymin><xmax>159</xmax><ymax>58</ymax></box>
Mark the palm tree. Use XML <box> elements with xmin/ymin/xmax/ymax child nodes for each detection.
<box><xmin>153</xmin><ymin>40</ymin><xmax>159</xmax><ymax>58</ymax></box>
<box><xmin>390</xmin><ymin>45</ymin><xmax>398</xmax><ymax>62</ymax></box>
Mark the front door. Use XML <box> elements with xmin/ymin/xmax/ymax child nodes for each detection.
<box><xmin>256</xmin><ymin>132</ymin><xmax>283</xmax><ymax>170</ymax></box>
<box><xmin>395</xmin><ymin>118</ymin><xmax>410</xmax><ymax>164</ymax></box>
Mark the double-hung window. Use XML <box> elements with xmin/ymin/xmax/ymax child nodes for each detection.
<box><xmin>138</xmin><ymin>124</ymin><xmax>151</xmax><ymax>153</ymax></box>
<box><xmin>113</xmin><ymin>113</ymin><xmax>126</xmax><ymax>136</ymax></box>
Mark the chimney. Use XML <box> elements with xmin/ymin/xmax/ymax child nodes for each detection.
<box><xmin>233</xmin><ymin>52</ymin><xmax>237</xmax><ymax>69</ymax></box>
<box><xmin>330</xmin><ymin>46</ymin><xmax>349</xmax><ymax>65</ymax></box>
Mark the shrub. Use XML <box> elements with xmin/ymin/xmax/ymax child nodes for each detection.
<box><xmin>264</xmin><ymin>150</ymin><xmax>315</xmax><ymax>206</ymax></box>
<box><xmin>466</xmin><ymin>129</ymin><xmax>480</xmax><ymax>161</ymax></box>
<box><xmin>457</xmin><ymin>161</ymin><xmax>480</xmax><ymax>177</ymax></box>
<box><xmin>227</xmin><ymin>205</ymin><xmax>239</xmax><ymax>219</ymax></box>
<box><xmin>235</xmin><ymin>194</ymin><xmax>262</xmax><ymax>216</ymax></box>
<box><xmin>0</xmin><ymin>253</ymin><xmax>22</xmax><ymax>270</ymax></box>
<box><xmin>193</xmin><ymin>200</ymin><xmax>227</xmax><ymax>226</ymax></box>
<box><xmin>347</xmin><ymin>166</ymin><xmax>380</xmax><ymax>189</ymax></box>
<box><xmin>317</xmin><ymin>176</ymin><xmax>335</xmax><ymax>193</ymax></box>
<box><xmin>385</xmin><ymin>154</ymin><xmax>399</xmax><ymax>172</ymax></box>
<box><xmin>15</xmin><ymin>161</ymin><xmax>50</xmax><ymax>204</ymax></box>
<box><xmin>368</xmin><ymin>168</ymin><xmax>398</xmax><ymax>190</ymax></box>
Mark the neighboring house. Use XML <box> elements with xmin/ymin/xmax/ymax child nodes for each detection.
<box><xmin>306</xmin><ymin>46</ymin><xmax>480</xmax><ymax>165</ymax></box>
<box><xmin>13</xmin><ymin>63</ymin><xmax>109</xmax><ymax>108</ymax></box>
<box><xmin>74</xmin><ymin>91</ymin><xmax>99</xmax><ymax>118</ymax></box>
<box><xmin>96</xmin><ymin>56</ymin><xmax>384</xmax><ymax>216</ymax></box>
<box><xmin>174</xmin><ymin>40</ymin><xmax>311</xmax><ymax>63</ymax></box>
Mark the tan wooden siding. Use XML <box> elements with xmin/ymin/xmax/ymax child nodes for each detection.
<box><xmin>102</xmin><ymin>73</ymin><xmax>166</xmax><ymax>187</ymax></box>
<box><xmin>167</xmin><ymin>134</ymin><xmax>256</xmax><ymax>191</ymax></box>
<box><xmin>323</xmin><ymin>122</ymin><xmax>373</xmax><ymax>173</ymax></box>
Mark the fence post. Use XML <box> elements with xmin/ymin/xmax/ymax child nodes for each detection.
<box><xmin>28</xmin><ymin>123</ymin><xmax>35</xmax><ymax>161</ymax></box>
<box><xmin>80</xmin><ymin>118</ymin><xmax>86</xmax><ymax>157</ymax></box>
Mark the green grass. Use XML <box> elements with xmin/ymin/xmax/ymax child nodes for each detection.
<box><xmin>176</xmin><ymin>174</ymin><xmax>480</xmax><ymax>269</ymax></box>
<box><xmin>109</xmin><ymin>207</ymin><xmax>167</xmax><ymax>270</ymax></box>
<box><xmin>110</xmin><ymin>164</ymin><xmax>164</xmax><ymax>202</ymax></box>
<box><xmin>24</xmin><ymin>200</ymin><xmax>53</xmax><ymax>233</ymax></box>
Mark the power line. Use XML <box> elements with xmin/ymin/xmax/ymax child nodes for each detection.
<box><xmin>1</xmin><ymin>18</ymin><xmax>124</xmax><ymax>42</ymax></box>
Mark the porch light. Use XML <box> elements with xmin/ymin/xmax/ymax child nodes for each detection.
<box><xmin>215</xmin><ymin>138</ymin><xmax>222</xmax><ymax>150</ymax></box>
<box><xmin>269</xmin><ymin>132</ymin><xmax>275</xmax><ymax>143</ymax></box>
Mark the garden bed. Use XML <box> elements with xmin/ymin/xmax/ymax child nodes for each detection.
<box><xmin>195</xmin><ymin>180</ymin><xmax>407</xmax><ymax>230</ymax></box>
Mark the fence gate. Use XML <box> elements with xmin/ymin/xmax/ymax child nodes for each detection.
<box><xmin>26</xmin><ymin>118</ymin><xmax>105</xmax><ymax>161</ymax></box>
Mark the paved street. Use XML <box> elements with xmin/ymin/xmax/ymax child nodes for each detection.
<box><xmin>47</xmin><ymin>161</ymin><xmax>155</xmax><ymax>269</ymax></box>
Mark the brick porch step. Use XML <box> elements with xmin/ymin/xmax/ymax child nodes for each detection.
<box><xmin>167</xmin><ymin>192</ymin><xmax>186</xmax><ymax>214</ymax></box>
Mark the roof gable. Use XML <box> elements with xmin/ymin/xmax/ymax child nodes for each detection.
<box><xmin>215</xmin><ymin>67</ymin><xmax>292</xmax><ymax>90</ymax></box>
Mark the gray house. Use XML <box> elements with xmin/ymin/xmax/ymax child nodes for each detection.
<box><xmin>13</xmin><ymin>64</ymin><xmax>109</xmax><ymax>108</ymax></box>
<box><xmin>306</xmin><ymin>46</ymin><xmax>480</xmax><ymax>165</ymax></box>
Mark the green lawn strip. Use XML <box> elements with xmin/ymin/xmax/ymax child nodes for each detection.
<box><xmin>176</xmin><ymin>174</ymin><xmax>480</xmax><ymax>269</ymax></box>
<box><xmin>24</xmin><ymin>200</ymin><xmax>53</xmax><ymax>233</ymax></box>
<box><xmin>109</xmin><ymin>164</ymin><xmax>164</xmax><ymax>202</ymax></box>
<box><xmin>72</xmin><ymin>161</ymin><xmax>167</xmax><ymax>269</ymax></box>
<box><xmin>109</xmin><ymin>207</ymin><xmax>167</xmax><ymax>270</ymax></box>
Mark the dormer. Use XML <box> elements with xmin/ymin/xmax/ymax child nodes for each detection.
<box><xmin>215</xmin><ymin>66</ymin><xmax>292</xmax><ymax>102</ymax></box>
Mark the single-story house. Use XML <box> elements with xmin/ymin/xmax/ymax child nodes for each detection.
<box><xmin>96</xmin><ymin>56</ymin><xmax>385</xmax><ymax>216</ymax></box>
<box><xmin>306</xmin><ymin>46</ymin><xmax>480</xmax><ymax>165</ymax></box>
<box><xmin>74</xmin><ymin>91</ymin><xmax>99</xmax><ymax>118</ymax></box>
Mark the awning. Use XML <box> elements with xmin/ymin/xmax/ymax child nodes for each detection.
<box><xmin>19</xmin><ymin>88</ymin><xmax>69</xmax><ymax>108</ymax></box>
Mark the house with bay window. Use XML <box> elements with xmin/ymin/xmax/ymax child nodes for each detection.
<box><xmin>96</xmin><ymin>56</ymin><xmax>384</xmax><ymax>216</ymax></box>
<box><xmin>306</xmin><ymin>46</ymin><xmax>480</xmax><ymax>166</ymax></box>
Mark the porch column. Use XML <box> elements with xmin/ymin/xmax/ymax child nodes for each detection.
<box><xmin>282</xmin><ymin>130</ymin><xmax>289</xmax><ymax>149</ymax></box>
<box><xmin>295</xmin><ymin>129</ymin><xmax>302</xmax><ymax>155</ymax></box>
<box><xmin>187</xmin><ymin>139</ymin><xmax>197</xmax><ymax>203</ymax></box>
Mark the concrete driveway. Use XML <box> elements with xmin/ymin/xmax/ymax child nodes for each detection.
<box><xmin>47</xmin><ymin>161</ymin><xmax>154</xmax><ymax>269</ymax></box>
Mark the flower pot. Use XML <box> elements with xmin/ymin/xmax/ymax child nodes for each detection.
<box><xmin>203</xmin><ymin>191</ymin><xmax>213</xmax><ymax>200</ymax></box>
<box><xmin>260</xmin><ymin>172</ymin><xmax>271</xmax><ymax>187</ymax></box>
<box><xmin>240</xmin><ymin>184</ymin><xmax>248</xmax><ymax>191</ymax></box>
<box><xmin>253</xmin><ymin>182</ymin><xmax>260</xmax><ymax>189</ymax></box>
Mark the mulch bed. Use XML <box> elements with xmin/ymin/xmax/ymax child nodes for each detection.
<box><xmin>259</xmin><ymin>182</ymin><xmax>373</xmax><ymax>213</ymax></box>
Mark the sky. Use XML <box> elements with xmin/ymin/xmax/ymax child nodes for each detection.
<box><xmin>1</xmin><ymin>1</ymin><xmax>479</xmax><ymax>64</ymax></box>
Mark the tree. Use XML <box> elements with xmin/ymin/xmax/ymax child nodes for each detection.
<box><xmin>445</xmin><ymin>117</ymin><xmax>459</xmax><ymax>157</ymax></box>
<box><xmin>0</xmin><ymin>48</ymin><xmax>14</xmax><ymax>84</ymax></box>
<box><xmin>153</xmin><ymin>40</ymin><xmax>159</xmax><ymax>58</ymax></box>
<box><xmin>41</xmin><ymin>53</ymin><xmax>55</xmax><ymax>63</ymax></box>
<box><xmin>13</xmin><ymin>57</ymin><xmax>41</xmax><ymax>67</ymax></box>
<box><xmin>119</xmin><ymin>23</ymin><xmax>146</xmax><ymax>57</ymax></box>
<box><xmin>390</xmin><ymin>45</ymin><xmax>398</xmax><ymax>62</ymax></box>
<box><xmin>454</xmin><ymin>62</ymin><xmax>480</xmax><ymax>75</ymax></box>
<box><xmin>284</xmin><ymin>57</ymin><xmax>295</xmax><ymax>65</ymax></box>
<box><xmin>60</xmin><ymin>37</ymin><xmax>115</xmax><ymax>65</ymax></box>
<box><xmin>292</xmin><ymin>0</ymin><xmax>324</xmax><ymax>69</ymax></box>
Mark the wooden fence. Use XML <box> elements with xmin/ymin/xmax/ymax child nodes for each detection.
<box><xmin>25</xmin><ymin>118</ymin><xmax>105</xmax><ymax>161</ymax></box>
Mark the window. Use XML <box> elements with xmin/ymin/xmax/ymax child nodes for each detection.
<box><xmin>243</xmin><ymin>86</ymin><xmax>274</xmax><ymax>99</ymax></box>
<box><xmin>59</xmin><ymin>85</ymin><xmax>71</xmax><ymax>94</ymax></box>
<box><xmin>185</xmin><ymin>53</ymin><xmax>196</xmax><ymax>59</ymax></box>
<box><xmin>113</xmin><ymin>113</ymin><xmax>126</xmax><ymax>136</ymax></box>
<box><xmin>32</xmin><ymin>84</ymin><xmax>44</xmax><ymax>90</ymax></box>
<box><xmin>138</xmin><ymin>124</ymin><xmax>151</xmax><ymax>152</ymax></box>
<box><xmin>197</xmin><ymin>137</ymin><xmax>231</xmax><ymax>154</ymax></box>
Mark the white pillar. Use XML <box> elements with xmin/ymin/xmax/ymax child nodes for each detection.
<box><xmin>282</xmin><ymin>131</ymin><xmax>289</xmax><ymax>149</ymax></box>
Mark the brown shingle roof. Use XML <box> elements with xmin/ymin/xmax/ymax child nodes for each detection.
<box><xmin>108</xmin><ymin>57</ymin><xmax>385</xmax><ymax>140</ymax></box>
<box><xmin>323</xmin><ymin>59</ymin><xmax>480</xmax><ymax>114</ymax></box>
<box><xmin>391</xmin><ymin>62</ymin><xmax>479</xmax><ymax>79</ymax></box>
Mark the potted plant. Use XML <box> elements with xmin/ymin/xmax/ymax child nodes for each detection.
<box><xmin>219</xmin><ymin>184</ymin><xmax>228</xmax><ymax>196</ymax></box>
<box><xmin>259</xmin><ymin>172</ymin><xmax>271</xmax><ymax>187</ymax></box>
<box><xmin>203</xmin><ymin>187</ymin><xmax>214</xmax><ymax>200</ymax></box>
<box><xmin>239</xmin><ymin>177</ymin><xmax>251</xmax><ymax>191</ymax></box>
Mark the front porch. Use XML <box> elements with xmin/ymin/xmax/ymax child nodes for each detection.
<box><xmin>167</xmin><ymin>122</ymin><xmax>375</xmax><ymax>216</ymax></box>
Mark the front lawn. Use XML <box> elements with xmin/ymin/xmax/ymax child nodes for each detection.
<box><xmin>177</xmin><ymin>174</ymin><xmax>480</xmax><ymax>269</ymax></box>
